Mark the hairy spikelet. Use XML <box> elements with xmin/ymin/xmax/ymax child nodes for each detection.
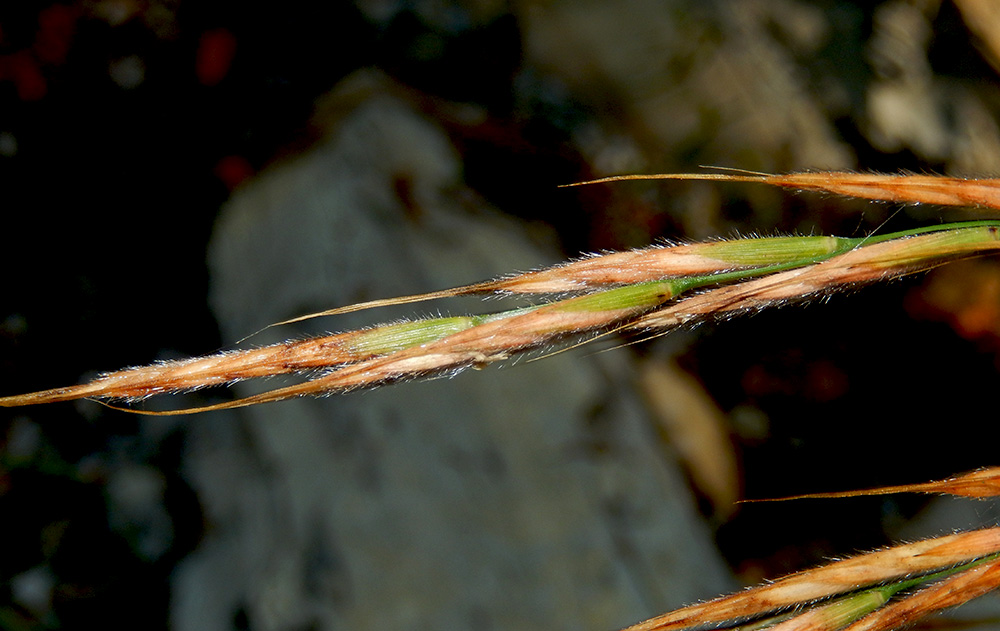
<box><xmin>2</xmin><ymin>221</ymin><xmax>999</xmax><ymax>414</ymax></box>
<box><xmin>5</xmin><ymin>170</ymin><xmax>1000</xmax><ymax>631</ymax></box>
<box><xmin>621</xmin><ymin>529</ymin><xmax>1000</xmax><ymax>631</ymax></box>
<box><xmin>2</xmin><ymin>171</ymin><xmax>1000</xmax><ymax>415</ymax></box>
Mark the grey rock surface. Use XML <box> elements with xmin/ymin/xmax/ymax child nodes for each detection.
<box><xmin>170</xmin><ymin>80</ymin><xmax>732</xmax><ymax>631</ymax></box>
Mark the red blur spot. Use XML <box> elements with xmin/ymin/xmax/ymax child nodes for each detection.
<box><xmin>0</xmin><ymin>52</ymin><xmax>47</xmax><ymax>101</ymax></box>
<box><xmin>214</xmin><ymin>155</ymin><xmax>254</xmax><ymax>191</ymax></box>
<box><xmin>196</xmin><ymin>28</ymin><xmax>237</xmax><ymax>86</ymax></box>
<box><xmin>34</xmin><ymin>4</ymin><xmax>79</xmax><ymax>65</ymax></box>
<box><xmin>0</xmin><ymin>4</ymin><xmax>80</xmax><ymax>101</ymax></box>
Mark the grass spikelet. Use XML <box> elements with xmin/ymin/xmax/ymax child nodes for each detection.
<box><xmin>743</xmin><ymin>467</ymin><xmax>1000</xmax><ymax>502</ymax></box>
<box><xmin>620</xmin><ymin>529</ymin><xmax>1000</xmax><ymax>631</ymax></box>
<box><xmin>565</xmin><ymin>171</ymin><xmax>1000</xmax><ymax>210</ymax></box>
<box><xmin>1</xmin><ymin>220</ymin><xmax>999</xmax><ymax>414</ymax></box>
<box><xmin>630</xmin><ymin>225</ymin><xmax>1000</xmax><ymax>331</ymax></box>
<box><xmin>265</xmin><ymin>234</ymin><xmax>859</xmax><ymax>329</ymax></box>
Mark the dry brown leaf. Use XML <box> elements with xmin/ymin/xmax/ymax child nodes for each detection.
<box><xmin>638</xmin><ymin>359</ymin><xmax>740</xmax><ymax>516</ymax></box>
